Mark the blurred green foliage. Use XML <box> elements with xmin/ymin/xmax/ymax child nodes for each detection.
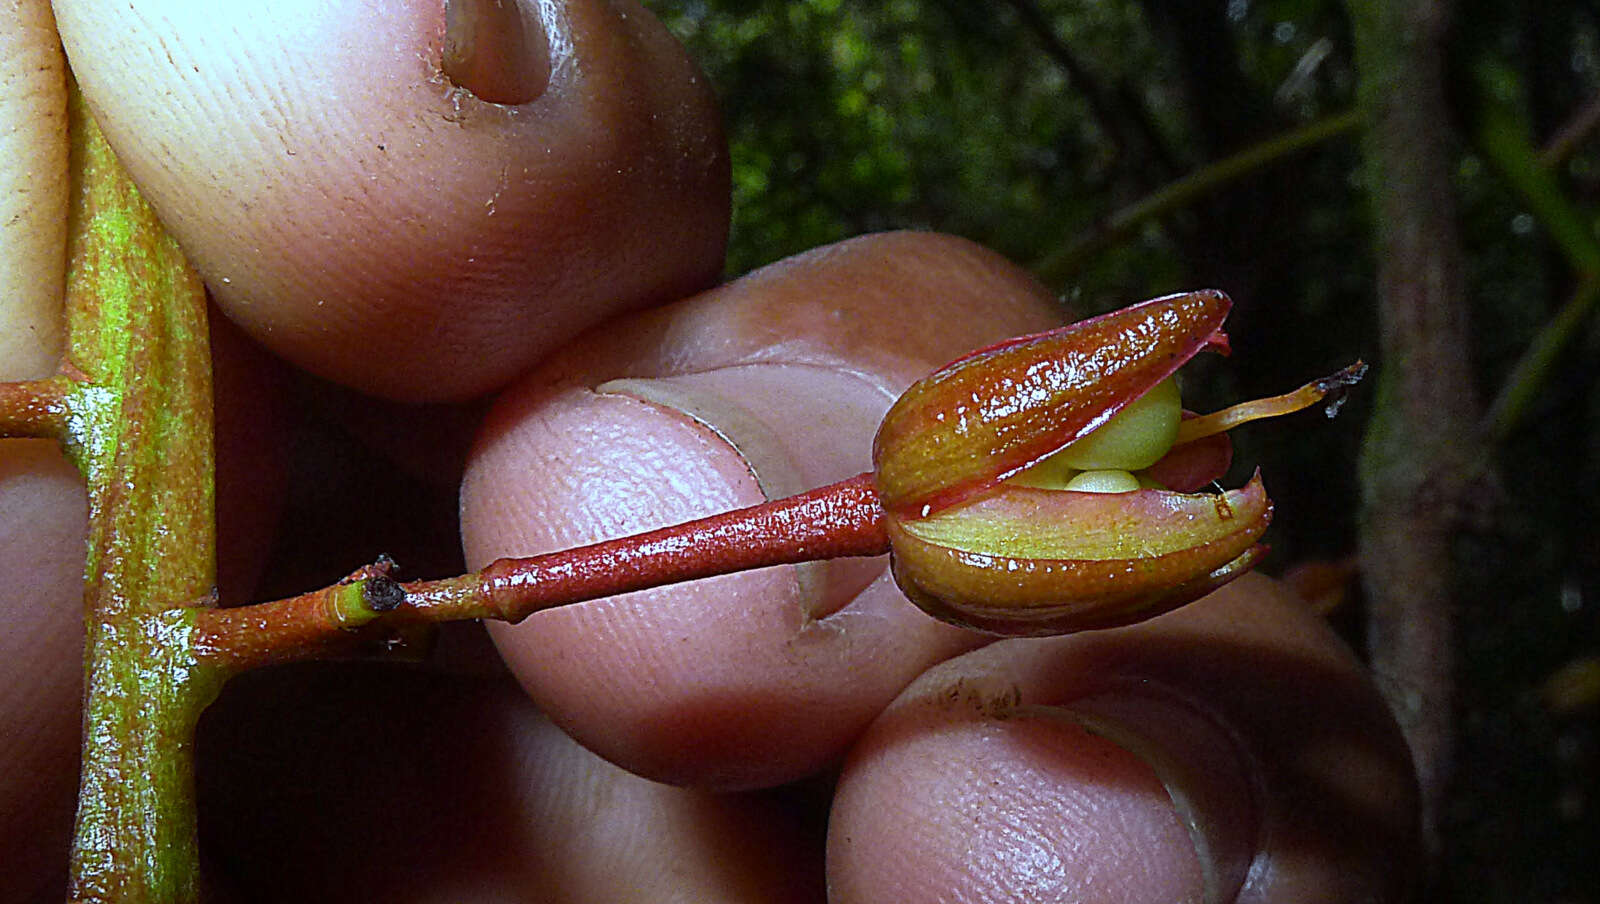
<box><xmin>654</xmin><ymin>0</ymin><xmax>1167</xmax><ymax>281</ymax></box>
<box><xmin>646</xmin><ymin>0</ymin><xmax>1599</xmax><ymax>899</ymax></box>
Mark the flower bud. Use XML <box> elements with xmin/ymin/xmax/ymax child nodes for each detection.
<box><xmin>873</xmin><ymin>290</ymin><xmax>1295</xmax><ymax>635</ymax></box>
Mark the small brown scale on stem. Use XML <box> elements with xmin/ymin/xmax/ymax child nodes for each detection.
<box><xmin>364</xmin><ymin>575</ymin><xmax>407</xmax><ymax>612</ymax></box>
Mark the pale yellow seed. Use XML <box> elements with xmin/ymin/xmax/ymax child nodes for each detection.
<box><xmin>1063</xmin><ymin>469</ymin><xmax>1142</xmax><ymax>493</ymax></box>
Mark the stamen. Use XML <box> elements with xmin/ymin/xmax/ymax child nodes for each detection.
<box><xmin>1176</xmin><ymin>361</ymin><xmax>1367</xmax><ymax>445</ymax></box>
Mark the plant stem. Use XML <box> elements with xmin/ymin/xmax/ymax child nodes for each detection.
<box><xmin>1474</xmin><ymin>66</ymin><xmax>1600</xmax><ymax>276</ymax></box>
<box><xmin>0</xmin><ymin>375</ymin><xmax>72</xmax><ymax>437</ymax></box>
<box><xmin>1484</xmin><ymin>275</ymin><xmax>1600</xmax><ymax>443</ymax></box>
<box><xmin>1472</xmin><ymin>66</ymin><xmax>1600</xmax><ymax>443</ymax></box>
<box><xmin>196</xmin><ymin>473</ymin><xmax>890</xmax><ymax>671</ymax></box>
<box><xmin>1347</xmin><ymin>0</ymin><xmax>1477</xmax><ymax>869</ymax></box>
<box><xmin>60</xmin><ymin>86</ymin><xmax>221</xmax><ymax>903</ymax></box>
<box><xmin>1539</xmin><ymin>90</ymin><xmax>1600</xmax><ymax>169</ymax></box>
<box><xmin>1033</xmin><ymin>109</ymin><xmax>1360</xmax><ymax>285</ymax></box>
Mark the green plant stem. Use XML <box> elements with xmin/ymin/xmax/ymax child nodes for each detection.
<box><xmin>1539</xmin><ymin>91</ymin><xmax>1600</xmax><ymax>169</ymax></box>
<box><xmin>1033</xmin><ymin>109</ymin><xmax>1360</xmax><ymax>286</ymax></box>
<box><xmin>1475</xmin><ymin>67</ymin><xmax>1600</xmax><ymax>276</ymax></box>
<box><xmin>1473</xmin><ymin>64</ymin><xmax>1600</xmax><ymax>443</ymax></box>
<box><xmin>1484</xmin><ymin>275</ymin><xmax>1600</xmax><ymax>443</ymax></box>
<box><xmin>60</xmin><ymin>87</ymin><xmax>221</xmax><ymax>903</ymax></box>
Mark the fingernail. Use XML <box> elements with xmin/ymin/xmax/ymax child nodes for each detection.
<box><xmin>443</xmin><ymin>0</ymin><xmax>551</xmax><ymax>104</ymax></box>
<box><xmin>1019</xmin><ymin>680</ymin><xmax>1260</xmax><ymax>904</ymax></box>
<box><xmin>596</xmin><ymin>364</ymin><xmax>892</xmax><ymax>617</ymax></box>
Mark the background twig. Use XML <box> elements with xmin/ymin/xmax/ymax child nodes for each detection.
<box><xmin>1346</xmin><ymin>0</ymin><xmax>1480</xmax><ymax>873</ymax></box>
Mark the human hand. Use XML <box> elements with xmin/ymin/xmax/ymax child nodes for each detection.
<box><xmin>1</xmin><ymin>1</ymin><xmax>1419</xmax><ymax>900</ymax></box>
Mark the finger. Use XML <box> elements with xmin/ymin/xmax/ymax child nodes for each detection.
<box><xmin>198</xmin><ymin>662</ymin><xmax>826</xmax><ymax>903</ymax></box>
<box><xmin>460</xmin><ymin>231</ymin><xmax>1067</xmax><ymax>789</ymax></box>
<box><xmin>1</xmin><ymin>21</ymin><xmax>79</xmax><ymax>885</ymax></box>
<box><xmin>828</xmin><ymin>574</ymin><xmax>1420</xmax><ymax>903</ymax></box>
<box><xmin>52</xmin><ymin>0</ymin><xmax>730</xmax><ymax>402</ymax></box>
<box><xmin>0</xmin><ymin>0</ymin><xmax>67</xmax><ymax>378</ymax></box>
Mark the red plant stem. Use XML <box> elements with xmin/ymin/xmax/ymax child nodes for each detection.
<box><xmin>197</xmin><ymin>472</ymin><xmax>889</xmax><ymax>672</ymax></box>
<box><xmin>0</xmin><ymin>376</ymin><xmax>72</xmax><ymax>438</ymax></box>
<box><xmin>193</xmin><ymin>560</ymin><xmax>405</xmax><ymax>670</ymax></box>
<box><xmin>419</xmin><ymin>471</ymin><xmax>889</xmax><ymax>620</ymax></box>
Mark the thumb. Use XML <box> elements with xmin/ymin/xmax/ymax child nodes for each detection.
<box><xmin>51</xmin><ymin>0</ymin><xmax>729</xmax><ymax>402</ymax></box>
<box><xmin>461</xmin><ymin>231</ymin><xmax>1067</xmax><ymax>789</ymax></box>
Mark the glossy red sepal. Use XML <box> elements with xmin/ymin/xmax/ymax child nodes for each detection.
<box><xmin>872</xmin><ymin>290</ymin><xmax>1232</xmax><ymax>519</ymax></box>
<box><xmin>884</xmin><ymin>472</ymin><xmax>1271</xmax><ymax>635</ymax></box>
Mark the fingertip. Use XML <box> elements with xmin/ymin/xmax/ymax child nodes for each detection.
<box><xmin>828</xmin><ymin>575</ymin><xmax>1421</xmax><ymax>903</ymax></box>
<box><xmin>464</xmin><ymin>381</ymin><xmax>768</xmax><ymax>566</ymax></box>
<box><xmin>828</xmin><ymin>653</ymin><xmax>1205</xmax><ymax>904</ymax></box>
<box><xmin>463</xmin><ymin>377</ymin><xmax>926</xmax><ymax>788</ymax></box>
<box><xmin>55</xmin><ymin>0</ymin><xmax>729</xmax><ymax>401</ymax></box>
<box><xmin>460</xmin><ymin>232</ymin><xmax>1068</xmax><ymax>788</ymax></box>
<box><xmin>0</xmin><ymin>0</ymin><xmax>67</xmax><ymax>381</ymax></box>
